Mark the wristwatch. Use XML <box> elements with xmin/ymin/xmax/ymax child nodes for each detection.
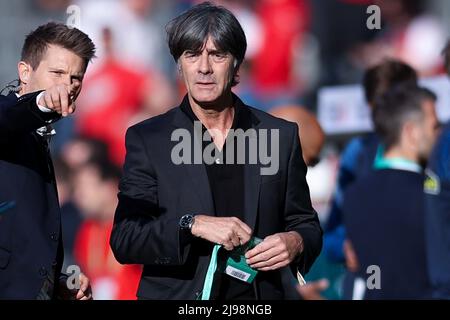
<box><xmin>179</xmin><ymin>214</ymin><xmax>195</xmax><ymax>231</ymax></box>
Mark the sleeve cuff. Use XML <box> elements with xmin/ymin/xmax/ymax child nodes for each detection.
<box><xmin>36</xmin><ymin>91</ymin><xmax>53</xmax><ymax>113</ymax></box>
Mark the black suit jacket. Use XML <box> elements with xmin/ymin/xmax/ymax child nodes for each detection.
<box><xmin>110</xmin><ymin>96</ymin><xmax>322</xmax><ymax>300</ymax></box>
<box><xmin>0</xmin><ymin>92</ymin><xmax>63</xmax><ymax>299</ymax></box>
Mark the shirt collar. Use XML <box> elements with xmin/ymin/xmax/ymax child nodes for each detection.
<box><xmin>179</xmin><ymin>93</ymin><xmax>250</xmax><ymax>131</ymax></box>
<box><xmin>373</xmin><ymin>145</ymin><xmax>422</xmax><ymax>174</ymax></box>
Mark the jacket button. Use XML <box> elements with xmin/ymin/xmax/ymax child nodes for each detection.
<box><xmin>39</xmin><ymin>267</ymin><xmax>48</xmax><ymax>277</ymax></box>
<box><xmin>50</xmin><ymin>233</ymin><xmax>58</xmax><ymax>241</ymax></box>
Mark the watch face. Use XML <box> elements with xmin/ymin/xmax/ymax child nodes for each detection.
<box><xmin>180</xmin><ymin>215</ymin><xmax>193</xmax><ymax>229</ymax></box>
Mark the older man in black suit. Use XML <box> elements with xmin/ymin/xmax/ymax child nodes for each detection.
<box><xmin>111</xmin><ymin>2</ymin><xmax>322</xmax><ymax>300</ymax></box>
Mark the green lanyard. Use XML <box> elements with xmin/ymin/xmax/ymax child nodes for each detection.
<box><xmin>373</xmin><ymin>145</ymin><xmax>422</xmax><ymax>173</ymax></box>
<box><xmin>199</xmin><ymin>244</ymin><xmax>221</xmax><ymax>300</ymax></box>
<box><xmin>199</xmin><ymin>237</ymin><xmax>262</xmax><ymax>300</ymax></box>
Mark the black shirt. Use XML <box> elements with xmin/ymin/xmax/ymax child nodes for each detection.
<box><xmin>180</xmin><ymin>95</ymin><xmax>256</xmax><ymax>300</ymax></box>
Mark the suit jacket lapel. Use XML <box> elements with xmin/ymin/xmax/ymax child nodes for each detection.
<box><xmin>184</xmin><ymin>157</ymin><xmax>215</xmax><ymax>215</ymax></box>
<box><xmin>241</xmin><ymin>107</ymin><xmax>261</xmax><ymax>232</ymax></box>
<box><xmin>243</xmin><ymin>150</ymin><xmax>261</xmax><ymax>232</ymax></box>
<box><xmin>172</xmin><ymin>107</ymin><xmax>215</xmax><ymax>215</ymax></box>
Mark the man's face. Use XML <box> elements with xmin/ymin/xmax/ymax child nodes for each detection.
<box><xmin>178</xmin><ymin>36</ymin><xmax>236</xmax><ymax>106</ymax></box>
<box><xmin>19</xmin><ymin>44</ymin><xmax>85</xmax><ymax>101</ymax></box>
<box><xmin>417</xmin><ymin>99</ymin><xmax>440</xmax><ymax>164</ymax></box>
<box><xmin>72</xmin><ymin>165</ymin><xmax>117</xmax><ymax>220</ymax></box>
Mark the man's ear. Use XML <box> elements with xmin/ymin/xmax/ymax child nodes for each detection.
<box><xmin>18</xmin><ymin>61</ymin><xmax>31</xmax><ymax>85</ymax></box>
<box><xmin>403</xmin><ymin>120</ymin><xmax>420</xmax><ymax>151</ymax></box>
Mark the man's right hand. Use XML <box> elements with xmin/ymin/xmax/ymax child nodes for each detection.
<box><xmin>38</xmin><ymin>84</ymin><xmax>75</xmax><ymax>117</ymax></box>
<box><xmin>191</xmin><ymin>215</ymin><xmax>252</xmax><ymax>251</ymax></box>
<box><xmin>297</xmin><ymin>279</ymin><xmax>329</xmax><ymax>300</ymax></box>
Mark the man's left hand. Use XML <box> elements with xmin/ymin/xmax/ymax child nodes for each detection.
<box><xmin>245</xmin><ymin>231</ymin><xmax>304</xmax><ymax>271</ymax></box>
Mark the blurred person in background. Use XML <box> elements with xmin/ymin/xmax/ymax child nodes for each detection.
<box><xmin>60</xmin><ymin>135</ymin><xmax>110</xmax><ymax>171</ymax></box>
<box><xmin>424</xmin><ymin>41</ymin><xmax>450</xmax><ymax>299</ymax></box>
<box><xmin>352</xmin><ymin>0</ymin><xmax>446</xmax><ymax>77</ymax></box>
<box><xmin>75</xmin><ymin>27</ymin><xmax>175</xmax><ymax>166</ymax></box>
<box><xmin>110</xmin><ymin>2</ymin><xmax>322</xmax><ymax>300</ymax></box>
<box><xmin>343</xmin><ymin>84</ymin><xmax>439</xmax><ymax>299</ymax></box>
<box><xmin>269</xmin><ymin>105</ymin><xmax>325</xmax><ymax>167</ymax></box>
<box><xmin>308</xmin><ymin>0</ymin><xmax>377</xmax><ymax>88</ymax></box>
<box><xmin>0</xmin><ymin>22</ymin><xmax>94</xmax><ymax>299</ymax></box>
<box><xmin>73</xmin><ymin>159</ymin><xmax>141</xmax><ymax>300</ymax></box>
<box><xmin>53</xmin><ymin>156</ymin><xmax>83</xmax><ymax>269</ymax></box>
<box><xmin>76</xmin><ymin>0</ymin><xmax>166</xmax><ymax>71</ymax></box>
<box><xmin>324</xmin><ymin>59</ymin><xmax>418</xmax><ymax>271</ymax></box>
<box><xmin>56</xmin><ymin>136</ymin><xmax>110</xmax><ymax>270</ymax></box>
<box><xmin>251</xmin><ymin>0</ymin><xmax>310</xmax><ymax>107</ymax></box>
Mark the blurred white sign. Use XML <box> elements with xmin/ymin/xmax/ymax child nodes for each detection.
<box><xmin>318</xmin><ymin>75</ymin><xmax>450</xmax><ymax>135</ymax></box>
<box><xmin>318</xmin><ymin>84</ymin><xmax>371</xmax><ymax>135</ymax></box>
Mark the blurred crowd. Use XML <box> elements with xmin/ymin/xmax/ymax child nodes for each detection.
<box><xmin>1</xmin><ymin>0</ymin><xmax>450</xmax><ymax>299</ymax></box>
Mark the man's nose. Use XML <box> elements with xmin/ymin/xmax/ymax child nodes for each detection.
<box><xmin>61</xmin><ymin>74</ymin><xmax>72</xmax><ymax>87</ymax></box>
<box><xmin>60</xmin><ymin>74</ymin><xmax>78</xmax><ymax>87</ymax></box>
<box><xmin>198</xmin><ymin>53</ymin><xmax>212</xmax><ymax>74</ymax></box>
<box><xmin>63</xmin><ymin>76</ymin><xmax>80</xmax><ymax>93</ymax></box>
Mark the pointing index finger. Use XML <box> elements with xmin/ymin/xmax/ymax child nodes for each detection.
<box><xmin>59</xmin><ymin>86</ymin><xmax>69</xmax><ymax>117</ymax></box>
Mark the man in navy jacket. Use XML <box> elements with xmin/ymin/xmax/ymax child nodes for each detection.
<box><xmin>0</xmin><ymin>22</ymin><xmax>95</xmax><ymax>299</ymax></box>
<box><xmin>424</xmin><ymin>41</ymin><xmax>450</xmax><ymax>299</ymax></box>
<box><xmin>343</xmin><ymin>85</ymin><xmax>439</xmax><ymax>299</ymax></box>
